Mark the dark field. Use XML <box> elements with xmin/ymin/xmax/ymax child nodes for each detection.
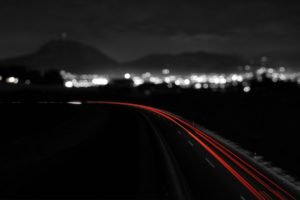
<box><xmin>1</xmin><ymin>80</ymin><xmax>300</xmax><ymax>196</ymax></box>
<box><xmin>0</xmin><ymin>103</ymin><xmax>256</xmax><ymax>199</ymax></box>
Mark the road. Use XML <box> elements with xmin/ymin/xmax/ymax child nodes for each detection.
<box><xmin>0</xmin><ymin>101</ymin><xmax>299</xmax><ymax>199</ymax></box>
<box><xmin>87</xmin><ymin>101</ymin><xmax>300</xmax><ymax>200</ymax></box>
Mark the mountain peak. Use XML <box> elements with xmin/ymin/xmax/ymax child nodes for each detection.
<box><xmin>38</xmin><ymin>39</ymin><xmax>96</xmax><ymax>53</ymax></box>
<box><xmin>0</xmin><ymin>39</ymin><xmax>118</xmax><ymax>74</ymax></box>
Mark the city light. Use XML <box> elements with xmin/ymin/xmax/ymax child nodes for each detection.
<box><xmin>65</xmin><ymin>81</ymin><xmax>73</xmax><ymax>88</ymax></box>
<box><xmin>132</xmin><ymin>77</ymin><xmax>144</xmax><ymax>86</ymax></box>
<box><xmin>142</xmin><ymin>72</ymin><xmax>151</xmax><ymax>79</ymax></box>
<box><xmin>25</xmin><ymin>80</ymin><xmax>31</xmax><ymax>85</ymax></box>
<box><xmin>124</xmin><ymin>73</ymin><xmax>131</xmax><ymax>79</ymax></box>
<box><xmin>243</xmin><ymin>86</ymin><xmax>251</xmax><ymax>93</ymax></box>
<box><xmin>162</xmin><ymin>69</ymin><xmax>170</xmax><ymax>75</ymax></box>
<box><xmin>149</xmin><ymin>77</ymin><xmax>163</xmax><ymax>84</ymax></box>
<box><xmin>6</xmin><ymin>77</ymin><xmax>19</xmax><ymax>84</ymax></box>
<box><xmin>60</xmin><ymin>66</ymin><xmax>300</xmax><ymax>91</ymax></box>
<box><xmin>61</xmin><ymin>71</ymin><xmax>111</xmax><ymax>88</ymax></box>
<box><xmin>184</xmin><ymin>79</ymin><xmax>190</xmax><ymax>85</ymax></box>
<box><xmin>194</xmin><ymin>83</ymin><xmax>202</xmax><ymax>89</ymax></box>
<box><xmin>92</xmin><ymin>77</ymin><xmax>109</xmax><ymax>86</ymax></box>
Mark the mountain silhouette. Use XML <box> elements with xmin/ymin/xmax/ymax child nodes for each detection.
<box><xmin>124</xmin><ymin>52</ymin><xmax>247</xmax><ymax>74</ymax></box>
<box><xmin>0</xmin><ymin>39</ymin><xmax>249</xmax><ymax>75</ymax></box>
<box><xmin>0</xmin><ymin>39</ymin><xmax>118</xmax><ymax>74</ymax></box>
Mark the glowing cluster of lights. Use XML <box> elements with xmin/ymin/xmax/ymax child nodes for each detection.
<box><xmin>124</xmin><ymin>73</ymin><xmax>131</xmax><ymax>79</ymax></box>
<box><xmin>132</xmin><ymin>76</ymin><xmax>144</xmax><ymax>86</ymax></box>
<box><xmin>60</xmin><ymin>67</ymin><xmax>300</xmax><ymax>93</ymax></box>
<box><xmin>256</xmin><ymin>67</ymin><xmax>300</xmax><ymax>83</ymax></box>
<box><xmin>6</xmin><ymin>77</ymin><xmax>19</xmax><ymax>84</ymax></box>
<box><xmin>0</xmin><ymin>75</ymin><xmax>30</xmax><ymax>85</ymax></box>
<box><xmin>120</xmin><ymin>69</ymin><xmax>251</xmax><ymax>90</ymax></box>
<box><xmin>61</xmin><ymin>71</ymin><xmax>109</xmax><ymax>88</ymax></box>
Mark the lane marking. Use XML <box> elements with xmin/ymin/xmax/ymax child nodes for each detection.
<box><xmin>67</xmin><ymin>101</ymin><xmax>82</xmax><ymax>105</ymax></box>
<box><xmin>260</xmin><ymin>191</ymin><xmax>273</xmax><ymax>200</ymax></box>
<box><xmin>188</xmin><ymin>140</ymin><xmax>194</xmax><ymax>147</ymax></box>
<box><xmin>177</xmin><ymin>130</ymin><xmax>182</xmax><ymax>135</ymax></box>
<box><xmin>240</xmin><ymin>195</ymin><xmax>247</xmax><ymax>200</ymax></box>
<box><xmin>205</xmin><ymin>157</ymin><xmax>215</xmax><ymax>168</ymax></box>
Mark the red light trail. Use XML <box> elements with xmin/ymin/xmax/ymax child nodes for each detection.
<box><xmin>87</xmin><ymin>101</ymin><xmax>296</xmax><ymax>200</ymax></box>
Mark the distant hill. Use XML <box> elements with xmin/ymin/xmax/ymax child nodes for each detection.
<box><xmin>1</xmin><ymin>39</ymin><xmax>299</xmax><ymax>75</ymax></box>
<box><xmin>124</xmin><ymin>52</ymin><xmax>247</xmax><ymax>74</ymax></box>
<box><xmin>0</xmin><ymin>39</ymin><xmax>249</xmax><ymax>75</ymax></box>
<box><xmin>0</xmin><ymin>39</ymin><xmax>119</xmax><ymax>74</ymax></box>
<box><xmin>250</xmin><ymin>52</ymin><xmax>300</xmax><ymax>71</ymax></box>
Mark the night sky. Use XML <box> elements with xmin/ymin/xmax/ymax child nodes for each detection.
<box><xmin>0</xmin><ymin>0</ymin><xmax>299</xmax><ymax>62</ymax></box>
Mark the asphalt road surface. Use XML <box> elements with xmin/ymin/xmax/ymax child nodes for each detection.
<box><xmin>0</xmin><ymin>102</ymin><xmax>299</xmax><ymax>199</ymax></box>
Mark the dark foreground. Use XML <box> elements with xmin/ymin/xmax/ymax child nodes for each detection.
<box><xmin>0</xmin><ymin>103</ymin><xmax>299</xmax><ymax>199</ymax></box>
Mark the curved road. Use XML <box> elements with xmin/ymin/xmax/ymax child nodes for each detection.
<box><xmin>0</xmin><ymin>101</ymin><xmax>299</xmax><ymax>199</ymax></box>
<box><xmin>87</xmin><ymin>101</ymin><xmax>299</xmax><ymax>200</ymax></box>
